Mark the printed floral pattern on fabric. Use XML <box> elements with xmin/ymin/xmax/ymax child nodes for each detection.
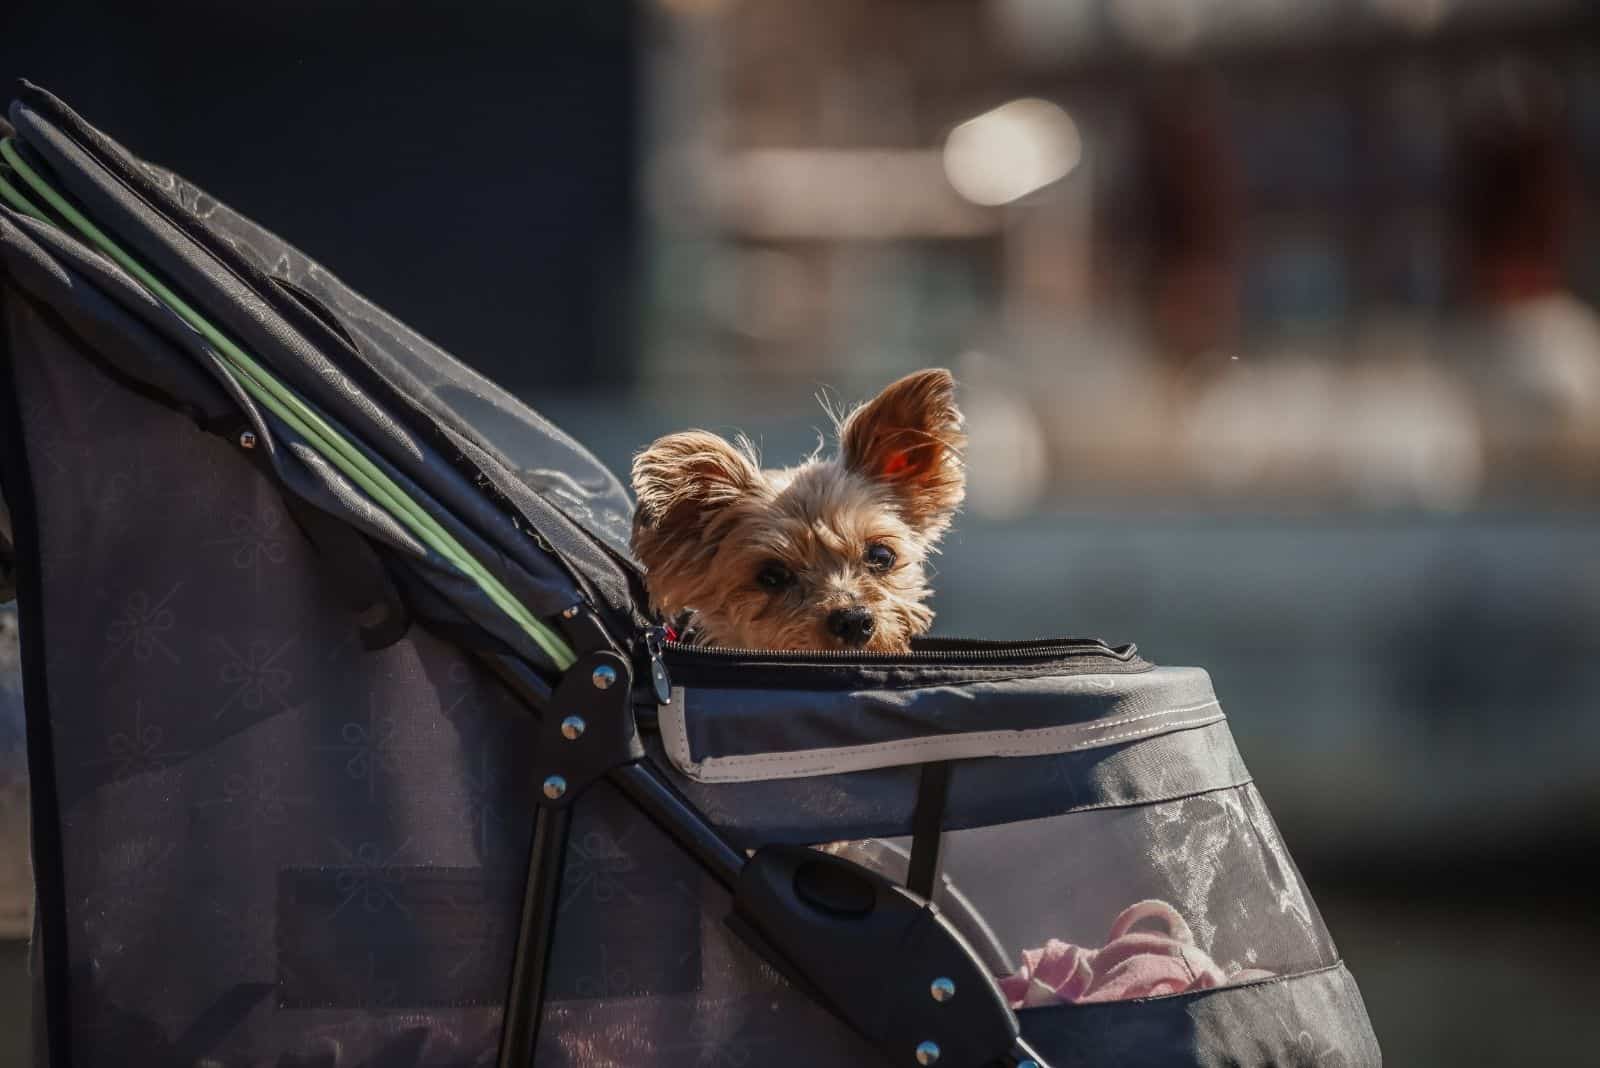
<box><xmin>997</xmin><ymin>899</ymin><xmax>1275</xmax><ymax>1008</ymax></box>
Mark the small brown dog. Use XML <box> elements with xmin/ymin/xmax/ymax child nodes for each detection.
<box><xmin>630</xmin><ymin>369</ymin><xmax>965</xmax><ymax>652</ymax></box>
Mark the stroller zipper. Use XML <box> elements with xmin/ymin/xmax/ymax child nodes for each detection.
<box><xmin>662</xmin><ymin>633</ymin><xmax>1139</xmax><ymax>658</ymax></box>
<box><xmin>641</xmin><ymin>628</ymin><xmax>1136</xmax><ymax>707</ymax></box>
<box><xmin>656</xmin><ymin>634</ymin><xmax>1137</xmax><ymax>665</ymax></box>
<box><xmin>644</xmin><ymin>626</ymin><xmax>674</xmax><ymax>704</ymax></box>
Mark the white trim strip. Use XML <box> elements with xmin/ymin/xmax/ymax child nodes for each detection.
<box><xmin>658</xmin><ymin>686</ymin><xmax>1225</xmax><ymax>784</ymax></box>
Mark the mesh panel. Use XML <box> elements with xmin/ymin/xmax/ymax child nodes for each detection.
<box><xmin>834</xmin><ymin>785</ymin><xmax>1337</xmax><ymax>1009</ymax></box>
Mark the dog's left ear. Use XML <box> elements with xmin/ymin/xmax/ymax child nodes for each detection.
<box><xmin>840</xmin><ymin>368</ymin><xmax>966</xmax><ymax>538</ymax></box>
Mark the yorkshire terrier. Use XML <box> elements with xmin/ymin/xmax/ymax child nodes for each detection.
<box><xmin>630</xmin><ymin>369</ymin><xmax>965</xmax><ymax>652</ymax></box>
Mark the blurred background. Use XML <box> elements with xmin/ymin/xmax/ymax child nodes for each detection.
<box><xmin>4</xmin><ymin>0</ymin><xmax>1600</xmax><ymax>1063</ymax></box>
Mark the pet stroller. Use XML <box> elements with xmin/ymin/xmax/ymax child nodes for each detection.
<box><xmin>0</xmin><ymin>83</ymin><xmax>1379</xmax><ymax>1068</ymax></box>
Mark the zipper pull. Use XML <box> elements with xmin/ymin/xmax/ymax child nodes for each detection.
<box><xmin>645</xmin><ymin>626</ymin><xmax>674</xmax><ymax>705</ymax></box>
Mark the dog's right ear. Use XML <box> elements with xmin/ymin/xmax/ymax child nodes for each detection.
<box><xmin>839</xmin><ymin>369</ymin><xmax>965</xmax><ymax>540</ymax></box>
<box><xmin>630</xmin><ymin>431</ymin><xmax>765</xmax><ymax>567</ymax></box>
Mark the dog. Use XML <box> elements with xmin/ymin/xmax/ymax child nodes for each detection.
<box><xmin>630</xmin><ymin>369</ymin><xmax>965</xmax><ymax>652</ymax></box>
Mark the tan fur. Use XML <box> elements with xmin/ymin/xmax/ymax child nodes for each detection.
<box><xmin>631</xmin><ymin>369</ymin><xmax>966</xmax><ymax>651</ymax></box>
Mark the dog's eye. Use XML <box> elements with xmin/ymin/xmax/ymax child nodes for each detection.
<box><xmin>864</xmin><ymin>544</ymin><xmax>896</xmax><ymax>572</ymax></box>
<box><xmin>756</xmin><ymin>562</ymin><xmax>795</xmax><ymax>590</ymax></box>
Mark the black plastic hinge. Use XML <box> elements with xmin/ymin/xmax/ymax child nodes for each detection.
<box><xmin>527</xmin><ymin>650</ymin><xmax>644</xmax><ymax>808</ymax></box>
<box><xmin>554</xmin><ymin>601</ymin><xmax>619</xmax><ymax>657</ymax></box>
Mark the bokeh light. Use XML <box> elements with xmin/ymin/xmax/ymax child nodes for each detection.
<box><xmin>942</xmin><ymin>98</ymin><xmax>1082</xmax><ymax>207</ymax></box>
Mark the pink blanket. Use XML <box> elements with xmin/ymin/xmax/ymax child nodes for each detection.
<box><xmin>996</xmin><ymin>900</ymin><xmax>1274</xmax><ymax>1008</ymax></box>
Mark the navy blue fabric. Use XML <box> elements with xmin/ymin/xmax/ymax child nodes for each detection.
<box><xmin>676</xmin><ymin>666</ymin><xmax>1218</xmax><ymax>761</ymax></box>
<box><xmin>649</xmin><ymin>719</ymin><xmax>1253</xmax><ymax>845</ymax></box>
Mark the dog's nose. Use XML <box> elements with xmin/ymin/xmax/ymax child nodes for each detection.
<box><xmin>827</xmin><ymin>607</ymin><xmax>875</xmax><ymax>646</ymax></box>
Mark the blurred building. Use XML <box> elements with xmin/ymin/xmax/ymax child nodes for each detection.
<box><xmin>1</xmin><ymin>0</ymin><xmax>641</xmax><ymax>397</ymax></box>
<box><xmin>634</xmin><ymin>13</ymin><xmax>1600</xmax><ymax>1061</ymax></box>
<box><xmin>643</xmin><ymin>0</ymin><xmax>1600</xmax><ymax>511</ymax></box>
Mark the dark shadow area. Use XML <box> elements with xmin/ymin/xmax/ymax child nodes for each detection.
<box><xmin>0</xmin><ymin>0</ymin><xmax>639</xmax><ymax>395</ymax></box>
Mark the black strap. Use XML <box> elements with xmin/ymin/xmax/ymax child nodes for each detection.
<box><xmin>907</xmin><ymin>761</ymin><xmax>952</xmax><ymax>900</ymax></box>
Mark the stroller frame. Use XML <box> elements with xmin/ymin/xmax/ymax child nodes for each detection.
<box><xmin>0</xmin><ymin>82</ymin><xmax>1379</xmax><ymax>1068</ymax></box>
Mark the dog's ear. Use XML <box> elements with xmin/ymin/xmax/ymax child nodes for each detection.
<box><xmin>839</xmin><ymin>369</ymin><xmax>966</xmax><ymax>538</ymax></box>
<box><xmin>631</xmin><ymin>431</ymin><xmax>765</xmax><ymax>569</ymax></box>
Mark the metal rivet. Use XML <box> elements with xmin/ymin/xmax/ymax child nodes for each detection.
<box><xmin>915</xmin><ymin>1041</ymin><xmax>941</xmax><ymax>1065</ymax></box>
<box><xmin>542</xmin><ymin>775</ymin><xmax>567</xmax><ymax>800</ymax></box>
<box><xmin>929</xmin><ymin>977</ymin><xmax>955</xmax><ymax>1003</ymax></box>
<box><xmin>238</xmin><ymin>430</ymin><xmax>258</xmax><ymax>450</ymax></box>
<box><xmin>591</xmin><ymin>664</ymin><xmax>617</xmax><ymax>690</ymax></box>
<box><xmin>561</xmin><ymin>605</ymin><xmax>580</xmax><ymax>619</ymax></box>
<box><xmin>560</xmin><ymin>716</ymin><xmax>586</xmax><ymax>741</ymax></box>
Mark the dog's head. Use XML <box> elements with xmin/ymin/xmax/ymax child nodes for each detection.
<box><xmin>630</xmin><ymin>369</ymin><xmax>966</xmax><ymax>652</ymax></box>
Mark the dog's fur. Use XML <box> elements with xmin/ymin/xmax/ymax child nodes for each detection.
<box><xmin>630</xmin><ymin>369</ymin><xmax>966</xmax><ymax>652</ymax></box>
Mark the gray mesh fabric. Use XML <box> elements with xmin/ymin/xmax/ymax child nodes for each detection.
<box><xmin>842</xmin><ymin>785</ymin><xmax>1338</xmax><ymax>1004</ymax></box>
